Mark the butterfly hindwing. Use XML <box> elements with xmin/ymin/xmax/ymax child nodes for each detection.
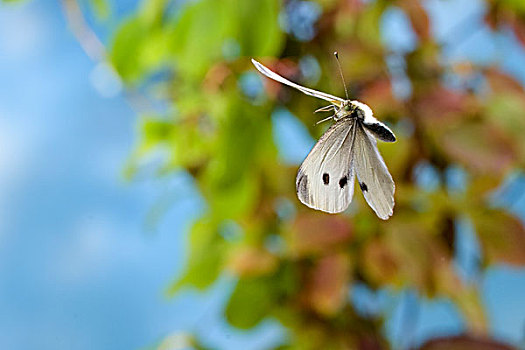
<box><xmin>353</xmin><ymin>123</ymin><xmax>395</xmax><ymax>219</ymax></box>
<box><xmin>296</xmin><ymin>118</ymin><xmax>356</xmax><ymax>213</ymax></box>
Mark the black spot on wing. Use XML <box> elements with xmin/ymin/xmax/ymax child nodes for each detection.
<box><xmin>363</xmin><ymin>122</ymin><xmax>396</xmax><ymax>142</ymax></box>
<box><xmin>323</xmin><ymin>173</ymin><xmax>330</xmax><ymax>185</ymax></box>
<box><xmin>339</xmin><ymin>176</ymin><xmax>348</xmax><ymax>188</ymax></box>
<box><xmin>359</xmin><ymin>182</ymin><xmax>368</xmax><ymax>192</ymax></box>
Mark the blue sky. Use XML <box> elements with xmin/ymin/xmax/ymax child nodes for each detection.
<box><xmin>0</xmin><ymin>1</ymin><xmax>524</xmax><ymax>349</ymax></box>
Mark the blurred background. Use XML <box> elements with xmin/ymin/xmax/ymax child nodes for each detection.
<box><xmin>1</xmin><ymin>0</ymin><xmax>525</xmax><ymax>349</ymax></box>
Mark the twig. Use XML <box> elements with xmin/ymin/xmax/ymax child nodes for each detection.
<box><xmin>61</xmin><ymin>0</ymin><xmax>106</xmax><ymax>61</ymax></box>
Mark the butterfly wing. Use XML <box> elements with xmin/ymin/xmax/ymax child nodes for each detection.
<box><xmin>252</xmin><ymin>59</ymin><xmax>344</xmax><ymax>107</ymax></box>
<box><xmin>353</xmin><ymin>123</ymin><xmax>395</xmax><ymax>219</ymax></box>
<box><xmin>363</xmin><ymin>121</ymin><xmax>396</xmax><ymax>143</ymax></box>
<box><xmin>352</xmin><ymin>100</ymin><xmax>396</xmax><ymax>142</ymax></box>
<box><xmin>296</xmin><ymin>118</ymin><xmax>356</xmax><ymax>213</ymax></box>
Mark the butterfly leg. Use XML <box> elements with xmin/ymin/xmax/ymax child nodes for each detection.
<box><xmin>314</xmin><ymin>105</ymin><xmax>336</xmax><ymax>113</ymax></box>
<box><xmin>316</xmin><ymin>115</ymin><xmax>335</xmax><ymax>125</ymax></box>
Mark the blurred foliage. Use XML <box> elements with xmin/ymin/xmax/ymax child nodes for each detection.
<box><xmin>76</xmin><ymin>0</ymin><xmax>525</xmax><ymax>348</ymax></box>
<box><xmin>88</xmin><ymin>0</ymin><xmax>111</xmax><ymax>19</ymax></box>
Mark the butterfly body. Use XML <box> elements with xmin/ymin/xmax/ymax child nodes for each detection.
<box><xmin>252</xmin><ymin>58</ymin><xmax>396</xmax><ymax>219</ymax></box>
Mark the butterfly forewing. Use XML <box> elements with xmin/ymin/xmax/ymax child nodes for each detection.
<box><xmin>252</xmin><ymin>59</ymin><xmax>344</xmax><ymax>106</ymax></box>
<box><xmin>296</xmin><ymin>118</ymin><xmax>356</xmax><ymax>213</ymax></box>
<box><xmin>353</xmin><ymin>124</ymin><xmax>395</xmax><ymax>219</ymax></box>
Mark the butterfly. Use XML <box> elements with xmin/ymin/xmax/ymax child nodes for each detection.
<box><xmin>252</xmin><ymin>55</ymin><xmax>396</xmax><ymax>219</ymax></box>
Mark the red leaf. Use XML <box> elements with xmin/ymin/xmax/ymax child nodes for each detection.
<box><xmin>302</xmin><ymin>253</ymin><xmax>351</xmax><ymax>315</ymax></box>
<box><xmin>509</xmin><ymin>16</ymin><xmax>525</xmax><ymax>47</ymax></box>
<box><xmin>414</xmin><ymin>86</ymin><xmax>472</xmax><ymax>125</ymax></box>
<box><xmin>288</xmin><ymin>212</ymin><xmax>353</xmax><ymax>257</ymax></box>
<box><xmin>227</xmin><ymin>246</ymin><xmax>278</xmax><ymax>277</ymax></box>
<box><xmin>359</xmin><ymin>77</ymin><xmax>401</xmax><ymax>118</ymax></box>
<box><xmin>485</xmin><ymin>67</ymin><xmax>525</xmax><ymax>96</ymax></box>
<box><xmin>398</xmin><ymin>0</ymin><xmax>431</xmax><ymax>40</ymax></box>
<box><xmin>419</xmin><ymin>334</ymin><xmax>516</xmax><ymax>350</ymax></box>
<box><xmin>362</xmin><ymin>237</ymin><xmax>400</xmax><ymax>287</ymax></box>
<box><xmin>483</xmin><ymin>4</ymin><xmax>525</xmax><ymax>48</ymax></box>
<box><xmin>440</xmin><ymin>122</ymin><xmax>516</xmax><ymax>175</ymax></box>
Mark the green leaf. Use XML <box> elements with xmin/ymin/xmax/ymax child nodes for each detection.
<box><xmin>168</xmin><ymin>0</ymin><xmax>233</xmax><ymax>80</ymax></box>
<box><xmin>451</xmin><ymin>287</ymin><xmax>488</xmax><ymax>334</ymax></box>
<box><xmin>502</xmin><ymin>0</ymin><xmax>525</xmax><ymax>14</ymax></box>
<box><xmin>88</xmin><ymin>0</ymin><xmax>110</xmax><ymax>20</ymax></box>
<box><xmin>485</xmin><ymin>94</ymin><xmax>525</xmax><ymax>161</ymax></box>
<box><xmin>200</xmin><ymin>98</ymin><xmax>273</xmax><ymax>220</ymax></box>
<box><xmin>141</xmin><ymin>118</ymin><xmax>174</xmax><ymax>148</ymax></box>
<box><xmin>139</xmin><ymin>0</ymin><xmax>168</xmax><ymax>26</ymax></box>
<box><xmin>168</xmin><ymin>0</ymin><xmax>283</xmax><ymax>80</ymax></box>
<box><xmin>471</xmin><ymin>209</ymin><xmax>525</xmax><ymax>266</ymax></box>
<box><xmin>110</xmin><ymin>15</ymin><xmax>170</xmax><ymax>83</ymax></box>
<box><xmin>110</xmin><ymin>17</ymin><xmax>148</xmax><ymax>82</ymax></box>
<box><xmin>204</xmin><ymin>173</ymin><xmax>258</xmax><ymax>221</ymax></box>
<box><xmin>167</xmin><ymin>219</ymin><xmax>225</xmax><ymax>294</ymax></box>
<box><xmin>354</xmin><ymin>1</ymin><xmax>387</xmax><ymax>47</ymax></box>
<box><xmin>225</xmin><ymin>276</ymin><xmax>275</xmax><ymax>328</ymax></box>
<box><xmin>232</xmin><ymin>0</ymin><xmax>284</xmax><ymax>57</ymax></box>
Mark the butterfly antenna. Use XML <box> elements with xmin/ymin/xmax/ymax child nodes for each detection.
<box><xmin>334</xmin><ymin>51</ymin><xmax>349</xmax><ymax>100</ymax></box>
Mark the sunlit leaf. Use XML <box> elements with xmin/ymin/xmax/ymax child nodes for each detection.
<box><xmin>139</xmin><ymin>0</ymin><xmax>168</xmax><ymax>26</ymax></box>
<box><xmin>452</xmin><ymin>287</ymin><xmax>488</xmax><ymax>334</ymax></box>
<box><xmin>110</xmin><ymin>17</ymin><xmax>148</xmax><ymax>82</ymax></box>
<box><xmin>141</xmin><ymin>118</ymin><xmax>174</xmax><ymax>148</ymax></box>
<box><xmin>227</xmin><ymin>246</ymin><xmax>278</xmax><ymax>277</ymax></box>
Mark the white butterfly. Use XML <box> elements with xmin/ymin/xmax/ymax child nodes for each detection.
<box><xmin>252</xmin><ymin>57</ymin><xmax>396</xmax><ymax>219</ymax></box>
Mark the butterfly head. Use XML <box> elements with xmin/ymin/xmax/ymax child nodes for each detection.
<box><xmin>334</xmin><ymin>101</ymin><xmax>362</xmax><ymax>121</ymax></box>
